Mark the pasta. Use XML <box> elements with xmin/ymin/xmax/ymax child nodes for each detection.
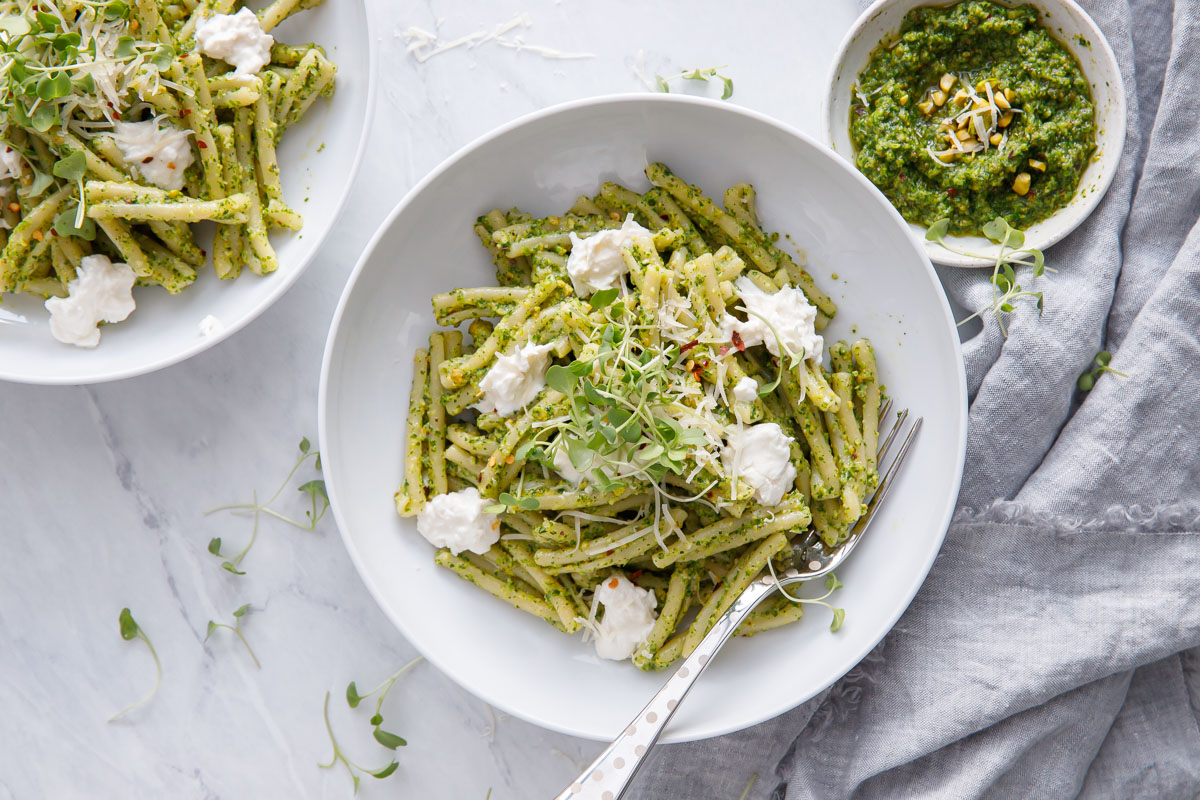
<box><xmin>0</xmin><ymin>0</ymin><xmax>335</xmax><ymax>336</ymax></box>
<box><xmin>398</xmin><ymin>163</ymin><xmax>891</xmax><ymax>670</ymax></box>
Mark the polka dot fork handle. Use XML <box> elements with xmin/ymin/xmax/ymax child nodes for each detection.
<box><xmin>555</xmin><ymin>413</ymin><xmax>922</xmax><ymax>800</ymax></box>
<box><xmin>553</xmin><ymin>575</ymin><xmax>782</xmax><ymax>800</ymax></box>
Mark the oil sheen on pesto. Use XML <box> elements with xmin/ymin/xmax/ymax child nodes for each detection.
<box><xmin>850</xmin><ymin>0</ymin><xmax>1096</xmax><ymax>235</ymax></box>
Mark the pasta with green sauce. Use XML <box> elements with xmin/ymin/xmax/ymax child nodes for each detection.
<box><xmin>0</xmin><ymin>0</ymin><xmax>335</xmax><ymax>346</ymax></box>
<box><xmin>398</xmin><ymin>163</ymin><xmax>890</xmax><ymax>670</ymax></box>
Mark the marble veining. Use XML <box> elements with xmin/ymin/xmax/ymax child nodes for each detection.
<box><xmin>0</xmin><ymin>0</ymin><xmax>859</xmax><ymax>796</ymax></box>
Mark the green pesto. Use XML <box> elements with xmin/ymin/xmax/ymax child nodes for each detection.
<box><xmin>849</xmin><ymin>0</ymin><xmax>1096</xmax><ymax>234</ymax></box>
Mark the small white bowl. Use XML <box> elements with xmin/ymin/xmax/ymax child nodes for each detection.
<box><xmin>822</xmin><ymin>0</ymin><xmax>1126</xmax><ymax>267</ymax></box>
<box><xmin>319</xmin><ymin>94</ymin><xmax>968</xmax><ymax>742</ymax></box>
<box><xmin>0</xmin><ymin>0</ymin><xmax>375</xmax><ymax>384</ymax></box>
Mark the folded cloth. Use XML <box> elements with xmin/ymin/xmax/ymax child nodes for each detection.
<box><xmin>630</xmin><ymin>0</ymin><xmax>1200</xmax><ymax>796</ymax></box>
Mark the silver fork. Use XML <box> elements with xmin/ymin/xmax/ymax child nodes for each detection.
<box><xmin>555</xmin><ymin>408</ymin><xmax>922</xmax><ymax>800</ymax></box>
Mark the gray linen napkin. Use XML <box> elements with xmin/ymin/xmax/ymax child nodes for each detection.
<box><xmin>630</xmin><ymin>0</ymin><xmax>1200</xmax><ymax>796</ymax></box>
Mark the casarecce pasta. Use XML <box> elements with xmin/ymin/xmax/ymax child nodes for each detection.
<box><xmin>398</xmin><ymin>163</ymin><xmax>890</xmax><ymax>670</ymax></box>
<box><xmin>0</xmin><ymin>0</ymin><xmax>335</xmax><ymax>329</ymax></box>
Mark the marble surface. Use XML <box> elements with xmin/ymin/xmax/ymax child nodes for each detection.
<box><xmin>0</xmin><ymin>1</ymin><xmax>862</xmax><ymax>797</ymax></box>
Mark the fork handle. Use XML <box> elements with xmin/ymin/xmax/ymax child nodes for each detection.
<box><xmin>555</xmin><ymin>578</ymin><xmax>778</xmax><ymax>800</ymax></box>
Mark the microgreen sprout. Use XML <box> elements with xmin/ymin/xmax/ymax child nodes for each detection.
<box><xmin>655</xmin><ymin>65</ymin><xmax>734</xmax><ymax>99</ymax></box>
<box><xmin>769</xmin><ymin>568</ymin><xmax>846</xmax><ymax>632</ymax></box>
<box><xmin>205</xmin><ymin>438</ymin><xmax>328</xmax><ymax>575</ymax></box>
<box><xmin>108</xmin><ymin>608</ymin><xmax>162</xmax><ymax>721</ymax></box>
<box><xmin>738</xmin><ymin>774</ymin><xmax>759</xmax><ymax>800</ymax></box>
<box><xmin>1077</xmin><ymin>350</ymin><xmax>1127</xmax><ymax>391</ymax></box>
<box><xmin>320</xmin><ymin>657</ymin><xmax>422</xmax><ymax>792</ymax></box>
<box><xmin>925</xmin><ymin>217</ymin><xmax>1048</xmax><ymax>338</ymax></box>
<box><xmin>205</xmin><ymin>604</ymin><xmax>260</xmax><ymax>669</ymax></box>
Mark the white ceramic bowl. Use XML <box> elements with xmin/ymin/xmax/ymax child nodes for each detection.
<box><xmin>319</xmin><ymin>95</ymin><xmax>968</xmax><ymax>742</ymax></box>
<box><xmin>0</xmin><ymin>1</ymin><xmax>374</xmax><ymax>385</ymax></box>
<box><xmin>822</xmin><ymin>0</ymin><xmax>1125</xmax><ymax>267</ymax></box>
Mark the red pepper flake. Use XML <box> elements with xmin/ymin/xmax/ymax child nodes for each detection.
<box><xmin>947</xmin><ymin>188</ymin><xmax>956</xmax><ymax>196</ymax></box>
<box><xmin>629</xmin><ymin>570</ymin><xmax>643</xmax><ymax>581</ymax></box>
<box><xmin>141</xmin><ymin>157</ymin><xmax>153</xmax><ymax>164</ymax></box>
<box><xmin>680</xmin><ymin>339</ymin><xmax>698</xmax><ymax>353</ymax></box>
<box><xmin>607</xmin><ymin>577</ymin><xmax>619</xmax><ymax>588</ymax></box>
<box><xmin>200</xmin><ymin>250</ymin><xmax>207</xmax><ymax>257</ymax></box>
<box><xmin>606</xmin><ymin>550</ymin><xmax>615</xmax><ymax>557</ymax></box>
<box><xmin>718</xmin><ymin>345</ymin><xmax>730</xmax><ymax>356</ymax></box>
<box><xmin>180</xmin><ymin>108</ymin><xmax>192</xmax><ymax>117</ymax></box>
<box><xmin>731</xmin><ymin>330</ymin><xmax>745</xmax><ymax>352</ymax></box>
<box><xmin>197</xmin><ymin>140</ymin><xmax>207</xmax><ymax>149</ymax></box>
<box><xmin>112</xmin><ymin>112</ymin><xmax>121</xmax><ymax>120</ymax></box>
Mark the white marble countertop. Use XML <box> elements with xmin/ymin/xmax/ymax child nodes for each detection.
<box><xmin>1</xmin><ymin>1</ymin><xmax>862</xmax><ymax>796</ymax></box>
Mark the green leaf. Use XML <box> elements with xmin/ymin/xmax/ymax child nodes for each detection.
<box><xmin>118</xmin><ymin>608</ymin><xmax>141</xmax><ymax>640</ymax></box>
<box><xmin>105</xmin><ymin>1</ymin><xmax>131</xmax><ymax>20</ymax></box>
<box><xmin>824</xmin><ymin>573</ymin><xmax>843</xmax><ymax>591</ymax></box>
<box><xmin>482</xmin><ymin>503</ymin><xmax>505</xmax><ymax>514</ymax></box>
<box><xmin>74</xmin><ymin>73</ymin><xmax>95</xmax><ymax>93</ymax></box>
<box><xmin>372</xmin><ymin>727</ymin><xmax>408</xmax><ymax>749</ymax></box>
<box><xmin>35</xmin><ymin>11</ymin><xmax>58</xmax><ymax>30</ymax></box>
<box><xmin>370</xmin><ymin>761</ymin><xmax>399</xmax><ymax>779</ymax></box>
<box><xmin>655</xmin><ymin>74</ymin><xmax>669</xmax><ymax>93</ymax></box>
<box><xmin>515</xmin><ymin>496</ymin><xmax>539</xmax><ymax>510</ymax></box>
<box><xmin>1076</xmin><ymin>372</ymin><xmax>1094</xmax><ymax>392</ymax></box>
<box><xmin>677</xmin><ymin>428</ymin><xmax>707</xmax><ymax>447</ymax></box>
<box><xmin>299</xmin><ymin>437</ymin><xmax>310</xmax><ymax>454</ymax></box>
<box><xmin>582</xmin><ymin>380</ymin><xmax>608</xmax><ymax>407</ymax></box>
<box><xmin>0</xmin><ymin>16</ymin><xmax>31</xmax><ymax>37</ymax></box>
<box><xmin>53</xmin><ymin>31</ymin><xmax>80</xmax><ymax>50</ymax></box>
<box><xmin>497</xmin><ymin>492</ymin><xmax>519</xmax><ymax>507</ymax></box>
<box><xmin>567</xmin><ymin>438</ymin><xmax>594</xmax><ymax>472</ymax></box>
<box><xmin>545</xmin><ymin>364</ymin><xmax>575</xmax><ymax>394</ymax></box>
<box><xmin>1034</xmin><ymin>292</ymin><xmax>1044</xmax><ymax>314</ymax></box>
<box><xmin>207</xmin><ymin>537</ymin><xmax>222</xmax><ymax>555</ymax></box>
<box><xmin>20</xmin><ymin>168</ymin><xmax>51</xmax><ymax>199</ymax></box>
<box><xmin>149</xmin><ymin>44</ymin><xmax>175</xmax><ymax>71</ymax></box>
<box><xmin>221</xmin><ymin>561</ymin><xmax>246</xmax><ymax>576</ymax></box>
<box><xmin>346</xmin><ymin>681</ymin><xmax>362</xmax><ymax>708</ymax></box>
<box><xmin>830</xmin><ymin>608</ymin><xmax>845</xmax><ymax>632</ymax></box>
<box><xmin>36</xmin><ymin>72</ymin><xmax>71</xmax><ymax>100</ymax></box>
<box><xmin>589</xmin><ymin>287</ymin><xmax>619</xmax><ymax>310</ymax></box>
<box><xmin>297</xmin><ymin>479</ymin><xmax>328</xmax><ymax>504</ymax></box>
<box><xmin>52</xmin><ymin>150</ymin><xmax>86</xmax><ymax>181</ymax></box>
<box><xmin>53</xmin><ymin>206</ymin><xmax>96</xmax><ymax>241</ymax></box>
<box><xmin>981</xmin><ymin>217</ymin><xmax>1008</xmax><ymax>244</ymax></box>
<box><xmin>114</xmin><ymin>35</ymin><xmax>136</xmax><ymax>59</ymax></box>
<box><xmin>721</xmin><ymin>76</ymin><xmax>734</xmax><ymax>100</ymax></box>
<box><xmin>205</xmin><ymin>620</ymin><xmax>218</xmax><ymax>639</ymax></box>
<box><xmin>637</xmin><ymin>443</ymin><xmax>664</xmax><ymax>462</ymax></box>
<box><xmin>29</xmin><ymin>103</ymin><xmax>56</xmax><ymax>132</ymax></box>
<box><xmin>999</xmin><ymin>303</ymin><xmax>1014</xmax><ymax>312</ymax></box>
<box><xmin>567</xmin><ymin>359</ymin><xmax>591</xmax><ymax>377</ymax></box>
<box><xmin>1028</xmin><ymin>248</ymin><xmax>1045</xmax><ymax>275</ymax></box>
<box><xmin>1006</xmin><ymin>226</ymin><xmax>1025</xmax><ymax>249</ymax></box>
<box><xmin>233</xmin><ymin>604</ymin><xmax>250</xmax><ymax>618</ymax></box>
<box><xmin>1095</xmin><ymin>350</ymin><xmax>1112</xmax><ymax>366</ymax></box>
<box><xmin>924</xmin><ymin>219</ymin><xmax>949</xmax><ymax>242</ymax></box>
<box><xmin>369</xmin><ymin>713</ymin><xmax>383</xmax><ymax>726</ymax></box>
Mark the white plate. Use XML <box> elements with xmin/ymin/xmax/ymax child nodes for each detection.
<box><xmin>319</xmin><ymin>95</ymin><xmax>967</xmax><ymax>742</ymax></box>
<box><xmin>822</xmin><ymin>0</ymin><xmax>1126</xmax><ymax>267</ymax></box>
<box><xmin>0</xmin><ymin>0</ymin><xmax>374</xmax><ymax>384</ymax></box>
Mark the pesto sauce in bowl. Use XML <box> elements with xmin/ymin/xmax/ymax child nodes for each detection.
<box><xmin>849</xmin><ymin>0</ymin><xmax>1096</xmax><ymax>236</ymax></box>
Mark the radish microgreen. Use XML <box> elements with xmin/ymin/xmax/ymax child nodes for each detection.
<box><xmin>769</xmin><ymin>568</ymin><xmax>847</xmax><ymax>632</ymax></box>
<box><xmin>655</xmin><ymin>65</ymin><xmax>734</xmax><ymax>99</ymax></box>
<box><xmin>205</xmin><ymin>438</ymin><xmax>328</xmax><ymax>575</ymax></box>
<box><xmin>1077</xmin><ymin>350</ymin><xmax>1128</xmax><ymax>391</ymax></box>
<box><xmin>108</xmin><ymin>608</ymin><xmax>162</xmax><ymax>721</ymax></box>
<box><xmin>205</xmin><ymin>604</ymin><xmax>260</xmax><ymax>669</ymax></box>
<box><xmin>925</xmin><ymin>217</ymin><xmax>1048</xmax><ymax>338</ymax></box>
<box><xmin>320</xmin><ymin>657</ymin><xmax>422</xmax><ymax>792</ymax></box>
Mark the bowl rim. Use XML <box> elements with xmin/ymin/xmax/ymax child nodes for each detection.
<box><xmin>819</xmin><ymin>0</ymin><xmax>1127</xmax><ymax>268</ymax></box>
<box><xmin>318</xmin><ymin>92</ymin><xmax>968</xmax><ymax>742</ymax></box>
<box><xmin>0</xmin><ymin>0</ymin><xmax>378</xmax><ymax>386</ymax></box>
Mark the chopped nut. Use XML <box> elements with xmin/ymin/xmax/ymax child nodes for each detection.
<box><xmin>31</xmin><ymin>229</ymin><xmax>43</xmax><ymax>241</ymax></box>
<box><xmin>939</xmin><ymin>73</ymin><xmax>956</xmax><ymax>92</ymax></box>
<box><xmin>994</xmin><ymin>92</ymin><xmax>1011</xmax><ymax>110</ymax></box>
<box><xmin>932</xmin><ymin>89</ymin><xmax>947</xmax><ymax>107</ymax></box>
<box><xmin>936</xmin><ymin>151</ymin><xmax>958</xmax><ymax>163</ymax></box>
<box><xmin>1029</xmin><ymin>158</ymin><xmax>1047</xmax><ymax>172</ymax></box>
<box><xmin>999</xmin><ymin>111</ymin><xmax>1014</xmax><ymax>127</ymax></box>
<box><xmin>1004</xmin><ymin>88</ymin><xmax>1015</xmax><ymax>102</ymax></box>
<box><xmin>7</xmin><ymin>202</ymin><xmax>19</xmax><ymax>213</ymax></box>
<box><xmin>898</xmin><ymin>93</ymin><xmax>909</xmax><ymax>106</ymax></box>
<box><xmin>1012</xmin><ymin>172</ymin><xmax>1032</xmax><ymax>195</ymax></box>
<box><xmin>917</xmin><ymin>100</ymin><xmax>935</xmax><ymax>115</ymax></box>
<box><xmin>975</xmin><ymin>79</ymin><xmax>991</xmax><ymax>93</ymax></box>
<box><xmin>990</xmin><ymin>132</ymin><xmax>1003</xmax><ymax>146</ymax></box>
<box><xmin>953</xmin><ymin>89</ymin><xmax>970</xmax><ymax>106</ymax></box>
<box><xmin>956</xmin><ymin>129</ymin><xmax>974</xmax><ymax>141</ymax></box>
